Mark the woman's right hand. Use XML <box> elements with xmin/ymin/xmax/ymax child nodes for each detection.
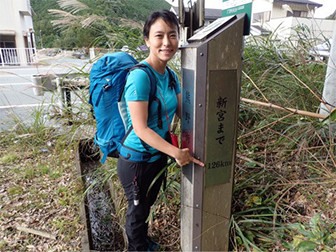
<box><xmin>175</xmin><ymin>148</ymin><xmax>204</xmax><ymax>167</ymax></box>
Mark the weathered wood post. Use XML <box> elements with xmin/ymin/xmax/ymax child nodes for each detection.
<box><xmin>180</xmin><ymin>14</ymin><xmax>246</xmax><ymax>251</ymax></box>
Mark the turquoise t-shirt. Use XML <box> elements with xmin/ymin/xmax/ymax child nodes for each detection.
<box><xmin>122</xmin><ymin>61</ymin><xmax>181</xmax><ymax>162</ymax></box>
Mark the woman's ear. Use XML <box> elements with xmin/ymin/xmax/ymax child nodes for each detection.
<box><xmin>144</xmin><ymin>37</ymin><xmax>150</xmax><ymax>48</ymax></box>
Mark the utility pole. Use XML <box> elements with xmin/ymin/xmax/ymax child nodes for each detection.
<box><xmin>320</xmin><ymin>22</ymin><xmax>336</xmax><ymax>117</ymax></box>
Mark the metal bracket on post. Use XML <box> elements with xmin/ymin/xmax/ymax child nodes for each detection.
<box><xmin>178</xmin><ymin>0</ymin><xmax>205</xmax><ymax>41</ymax></box>
<box><xmin>57</xmin><ymin>77</ymin><xmax>73</xmax><ymax>123</ymax></box>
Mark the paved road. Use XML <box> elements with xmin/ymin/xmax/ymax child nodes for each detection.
<box><xmin>0</xmin><ymin>58</ymin><xmax>92</xmax><ymax>131</ymax></box>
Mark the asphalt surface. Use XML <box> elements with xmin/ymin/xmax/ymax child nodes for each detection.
<box><xmin>0</xmin><ymin>57</ymin><xmax>92</xmax><ymax>131</ymax></box>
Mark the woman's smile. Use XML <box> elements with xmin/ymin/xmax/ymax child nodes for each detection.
<box><xmin>159</xmin><ymin>48</ymin><xmax>173</xmax><ymax>55</ymax></box>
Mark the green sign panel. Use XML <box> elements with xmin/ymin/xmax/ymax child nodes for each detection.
<box><xmin>222</xmin><ymin>0</ymin><xmax>252</xmax><ymax>35</ymax></box>
<box><xmin>205</xmin><ymin>70</ymin><xmax>237</xmax><ymax>187</ymax></box>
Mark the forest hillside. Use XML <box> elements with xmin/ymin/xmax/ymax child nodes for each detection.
<box><xmin>31</xmin><ymin>0</ymin><xmax>170</xmax><ymax>49</ymax></box>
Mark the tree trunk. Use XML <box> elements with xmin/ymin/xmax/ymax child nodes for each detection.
<box><xmin>320</xmin><ymin>22</ymin><xmax>336</xmax><ymax>116</ymax></box>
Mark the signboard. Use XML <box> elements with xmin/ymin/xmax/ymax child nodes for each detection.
<box><xmin>181</xmin><ymin>68</ymin><xmax>195</xmax><ymax>183</ymax></box>
<box><xmin>205</xmin><ymin>70</ymin><xmax>237</xmax><ymax>187</ymax></box>
<box><xmin>188</xmin><ymin>16</ymin><xmax>235</xmax><ymax>42</ymax></box>
<box><xmin>222</xmin><ymin>0</ymin><xmax>252</xmax><ymax>35</ymax></box>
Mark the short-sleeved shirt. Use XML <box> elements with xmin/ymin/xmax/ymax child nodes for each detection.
<box><xmin>122</xmin><ymin>61</ymin><xmax>181</xmax><ymax>162</ymax></box>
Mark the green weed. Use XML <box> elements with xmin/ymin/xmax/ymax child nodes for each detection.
<box><xmin>0</xmin><ymin>153</ymin><xmax>19</xmax><ymax>164</ymax></box>
<box><xmin>7</xmin><ymin>186</ymin><xmax>24</xmax><ymax>196</ymax></box>
<box><xmin>286</xmin><ymin>213</ymin><xmax>336</xmax><ymax>251</ymax></box>
<box><xmin>37</xmin><ymin>164</ymin><xmax>51</xmax><ymax>175</ymax></box>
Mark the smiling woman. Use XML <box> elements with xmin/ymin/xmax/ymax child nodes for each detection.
<box><xmin>115</xmin><ymin>9</ymin><xmax>204</xmax><ymax>251</ymax></box>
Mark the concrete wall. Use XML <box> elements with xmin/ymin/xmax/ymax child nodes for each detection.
<box><xmin>265</xmin><ymin>17</ymin><xmax>335</xmax><ymax>42</ymax></box>
<box><xmin>250</xmin><ymin>0</ymin><xmax>330</xmax><ymax>40</ymax></box>
<box><xmin>320</xmin><ymin>23</ymin><xmax>336</xmax><ymax>117</ymax></box>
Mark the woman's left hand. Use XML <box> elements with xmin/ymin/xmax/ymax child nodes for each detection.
<box><xmin>174</xmin><ymin>148</ymin><xmax>204</xmax><ymax>167</ymax></box>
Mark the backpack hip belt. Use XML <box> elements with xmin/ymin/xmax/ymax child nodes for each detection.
<box><xmin>118</xmin><ymin>145</ymin><xmax>160</xmax><ymax>162</ymax></box>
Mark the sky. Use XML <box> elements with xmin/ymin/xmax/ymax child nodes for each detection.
<box><xmin>166</xmin><ymin>0</ymin><xmax>336</xmax><ymax>18</ymax></box>
<box><xmin>313</xmin><ymin>0</ymin><xmax>336</xmax><ymax>18</ymax></box>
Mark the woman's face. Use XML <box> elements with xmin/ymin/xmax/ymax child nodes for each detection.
<box><xmin>145</xmin><ymin>18</ymin><xmax>179</xmax><ymax>64</ymax></box>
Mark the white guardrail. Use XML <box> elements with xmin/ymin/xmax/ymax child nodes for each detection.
<box><xmin>0</xmin><ymin>48</ymin><xmax>36</xmax><ymax>66</ymax></box>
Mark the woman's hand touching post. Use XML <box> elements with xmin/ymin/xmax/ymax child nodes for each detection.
<box><xmin>174</xmin><ymin>148</ymin><xmax>205</xmax><ymax>167</ymax></box>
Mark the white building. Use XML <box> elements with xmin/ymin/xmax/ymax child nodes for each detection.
<box><xmin>252</xmin><ymin>0</ymin><xmax>335</xmax><ymax>42</ymax></box>
<box><xmin>167</xmin><ymin>0</ymin><xmax>334</xmax><ymax>44</ymax></box>
<box><xmin>252</xmin><ymin>0</ymin><xmax>320</xmax><ymax>21</ymax></box>
<box><xmin>0</xmin><ymin>0</ymin><xmax>36</xmax><ymax>66</ymax></box>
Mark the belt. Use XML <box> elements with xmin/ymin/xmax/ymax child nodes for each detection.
<box><xmin>118</xmin><ymin>145</ymin><xmax>156</xmax><ymax>162</ymax></box>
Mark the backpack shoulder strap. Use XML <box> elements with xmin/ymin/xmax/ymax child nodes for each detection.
<box><xmin>133</xmin><ymin>64</ymin><xmax>163</xmax><ymax>130</ymax></box>
<box><xmin>130</xmin><ymin>63</ymin><xmax>157</xmax><ymax>104</ymax></box>
<box><xmin>166</xmin><ymin>67</ymin><xmax>177</xmax><ymax>90</ymax></box>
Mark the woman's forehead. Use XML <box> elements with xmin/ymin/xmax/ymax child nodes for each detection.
<box><xmin>150</xmin><ymin>18</ymin><xmax>178</xmax><ymax>33</ymax></box>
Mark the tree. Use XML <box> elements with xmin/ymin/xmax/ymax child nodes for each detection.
<box><xmin>31</xmin><ymin>0</ymin><xmax>170</xmax><ymax>49</ymax></box>
<box><xmin>326</xmin><ymin>10</ymin><xmax>336</xmax><ymax>20</ymax></box>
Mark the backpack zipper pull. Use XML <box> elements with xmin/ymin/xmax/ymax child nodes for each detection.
<box><xmin>103</xmin><ymin>83</ymin><xmax>109</xmax><ymax>90</ymax></box>
<box><xmin>103</xmin><ymin>79</ymin><xmax>111</xmax><ymax>91</ymax></box>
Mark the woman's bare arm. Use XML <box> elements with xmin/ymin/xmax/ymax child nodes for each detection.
<box><xmin>128</xmin><ymin>100</ymin><xmax>204</xmax><ymax>167</ymax></box>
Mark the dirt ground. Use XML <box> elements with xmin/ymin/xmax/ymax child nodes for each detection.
<box><xmin>0</xmin><ymin>134</ymin><xmax>84</xmax><ymax>251</ymax></box>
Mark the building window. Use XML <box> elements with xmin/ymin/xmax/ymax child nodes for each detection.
<box><xmin>0</xmin><ymin>35</ymin><xmax>16</xmax><ymax>48</ymax></box>
<box><xmin>293</xmin><ymin>10</ymin><xmax>301</xmax><ymax>17</ymax></box>
<box><xmin>300</xmin><ymin>11</ymin><xmax>308</xmax><ymax>17</ymax></box>
<box><xmin>287</xmin><ymin>10</ymin><xmax>308</xmax><ymax>17</ymax></box>
<box><xmin>253</xmin><ymin>11</ymin><xmax>271</xmax><ymax>23</ymax></box>
<box><xmin>253</xmin><ymin>13</ymin><xmax>263</xmax><ymax>22</ymax></box>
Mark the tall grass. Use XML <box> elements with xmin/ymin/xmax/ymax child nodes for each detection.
<box><xmin>233</xmin><ymin>29</ymin><xmax>336</xmax><ymax>250</ymax></box>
